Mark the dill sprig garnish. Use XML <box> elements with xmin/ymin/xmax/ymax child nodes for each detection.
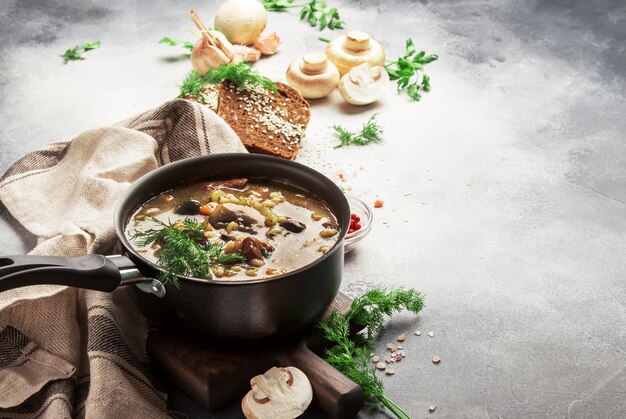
<box><xmin>204</xmin><ymin>63</ymin><xmax>278</xmax><ymax>92</ymax></box>
<box><xmin>179</xmin><ymin>71</ymin><xmax>208</xmax><ymax>99</ymax></box>
<box><xmin>319</xmin><ymin>288</ymin><xmax>425</xmax><ymax>419</ymax></box>
<box><xmin>332</xmin><ymin>114</ymin><xmax>383</xmax><ymax>148</ymax></box>
<box><xmin>130</xmin><ymin>217</ymin><xmax>244</xmax><ymax>287</ymax></box>
<box><xmin>178</xmin><ymin>63</ymin><xmax>277</xmax><ymax>99</ymax></box>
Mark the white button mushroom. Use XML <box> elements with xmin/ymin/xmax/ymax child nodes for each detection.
<box><xmin>241</xmin><ymin>366</ymin><xmax>313</xmax><ymax>419</ymax></box>
<box><xmin>285</xmin><ymin>53</ymin><xmax>340</xmax><ymax>99</ymax></box>
<box><xmin>326</xmin><ymin>31</ymin><xmax>386</xmax><ymax>75</ymax></box>
<box><xmin>338</xmin><ymin>63</ymin><xmax>390</xmax><ymax>105</ymax></box>
<box><xmin>189</xmin><ymin>10</ymin><xmax>235</xmax><ymax>76</ymax></box>
<box><xmin>215</xmin><ymin>0</ymin><xmax>268</xmax><ymax>45</ymax></box>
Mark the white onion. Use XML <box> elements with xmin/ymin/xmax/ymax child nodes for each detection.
<box><xmin>215</xmin><ymin>0</ymin><xmax>268</xmax><ymax>45</ymax></box>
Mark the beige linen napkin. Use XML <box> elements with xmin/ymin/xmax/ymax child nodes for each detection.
<box><xmin>0</xmin><ymin>99</ymin><xmax>246</xmax><ymax>418</ymax></box>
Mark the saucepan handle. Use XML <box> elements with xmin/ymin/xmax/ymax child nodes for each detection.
<box><xmin>0</xmin><ymin>254</ymin><xmax>145</xmax><ymax>293</ymax></box>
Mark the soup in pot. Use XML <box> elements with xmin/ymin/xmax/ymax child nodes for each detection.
<box><xmin>126</xmin><ymin>178</ymin><xmax>341</xmax><ymax>282</ymax></box>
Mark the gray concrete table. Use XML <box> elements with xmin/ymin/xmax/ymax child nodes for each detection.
<box><xmin>2</xmin><ymin>0</ymin><xmax>626</xmax><ymax>417</ymax></box>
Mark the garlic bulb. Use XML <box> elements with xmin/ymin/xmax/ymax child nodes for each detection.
<box><xmin>215</xmin><ymin>0</ymin><xmax>268</xmax><ymax>45</ymax></box>
<box><xmin>326</xmin><ymin>31</ymin><xmax>385</xmax><ymax>75</ymax></box>
<box><xmin>189</xmin><ymin>10</ymin><xmax>235</xmax><ymax>75</ymax></box>
<box><xmin>286</xmin><ymin>53</ymin><xmax>340</xmax><ymax>99</ymax></box>
<box><xmin>338</xmin><ymin>63</ymin><xmax>389</xmax><ymax>105</ymax></box>
<box><xmin>254</xmin><ymin>32</ymin><xmax>281</xmax><ymax>55</ymax></box>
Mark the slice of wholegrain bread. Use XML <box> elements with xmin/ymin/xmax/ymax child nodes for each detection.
<box><xmin>182</xmin><ymin>85</ymin><xmax>220</xmax><ymax>112</ymax></box>
<box><xmin>217</xmin><ymin>81</ymin><xmax>311</xmax><ymax>160</ymax></box>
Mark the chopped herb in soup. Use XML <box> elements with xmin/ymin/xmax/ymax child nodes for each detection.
<box><xmin>126</xmin><ymin>178</ymin><xmax>340</xmax><ymax>284</ymax></box>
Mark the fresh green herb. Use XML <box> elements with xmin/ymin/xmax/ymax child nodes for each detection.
<box><xmin>262</xmin><ymin>0</ymin><xmax>296</xmax><ymax>11</ymax></box>
<box><xmin>130</xmin><ymin>217</ymin><xmax>244</xmax><ymax>287</ymax></box>
<box><xmin>159</xmin><ymin>37</ymin><xmax>195</xmax><ymax>51</ymax></box>
<box><xmin>319</xmin><ymin>36</ymin><xmax>331</xmax><ymax>43</ymax></box>
<box><xmin>319</xmin><ymin>288</ymin><xmax>424</xmax><ymax>419</ymax></box>
<box><xmin>178</xmin><ymin>63</ymin><xmax>277</xmax><ymax>99</ymax></box>
<box><xmin>300</xmin><ymin>1</ymin><xmax>344</xmax><ymax>30</ymax></box>
<box><xmin>385</xmin><ymin>39</ymin><xmax>438</xmax><ymax>101</ymax></box>
<box><xmin>204</xmin><ymin>63</ymin><xmax>278</xmax><ymax>92</ymax></box>
<box><xmin>263</xmin><ymin>0</ymin><xmax>344</xmax><ymax>31</ymax></box>
<box><xmin>179</xmin><ymin>70</ymin><xmax>208</xmax><ymax>98</ymax></box>
<box><xmin>332</xmin><ymin>114</ymin><xmax>383</xmax><ymax>148</ymax></box>
<box><xmin>60</xmin><ymin>41</ymin><xmax>101</xmax><ymax>64</ymax></box>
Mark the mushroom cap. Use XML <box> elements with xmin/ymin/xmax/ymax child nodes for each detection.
<box><xmin>215</xmin><ymin>0</ymin><xmax>268</xmax><ymax>45</ymax></box>
<box><xmin>326</xmin><ymin>31</ymin><xmax>386</xmax><ymax>75</ymax></box>
<box><xmin>286</xmin><ymin>54</ymin><xmax>340</xmax><ymax>99</ymax></box>
<box><xmin>241</xmin><ymin>366</ymin><xmax>313</xmax><ymax>419</ymax></box>
<box><xmin>338</xmin><ymin>63</ymin><xmax>390</xmax><ymax>105</ymax></box>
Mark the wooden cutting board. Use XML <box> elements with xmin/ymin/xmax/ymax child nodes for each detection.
<box><xmin>146</xmin><ymin>292</ymin><xmax>365</xmax><ymax>418</ymax></box>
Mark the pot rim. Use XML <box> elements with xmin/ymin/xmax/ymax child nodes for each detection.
<box><xmin>114</xmin><ymin>153</ymin><xmax>349</xmax><ymax>286</ymax></box>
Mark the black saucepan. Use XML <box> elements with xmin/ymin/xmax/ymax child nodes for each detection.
<box><xmin>0</xmin><ymin>154</ymin><xmax>350</xmax><ymax>340</ymax></box>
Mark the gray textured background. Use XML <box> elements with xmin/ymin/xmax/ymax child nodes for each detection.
<box><xmin>1</xmin><ymin>0</ymin><xmax>626</xmax><ymax>417</ymax></box>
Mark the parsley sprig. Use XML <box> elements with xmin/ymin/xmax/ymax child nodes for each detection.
<box><xmin>159</xmin><ymin>37</ymin><xmax>195</xmax><ymax>51</ymax></box>
<box><xmin>130</xmin><ymin>217</ymin><xmax>244</xmax><ymax>287</ymax></box>
<box><xmin>333</xmin><ymin>114</ymin><xmax>383</xmax><ymax>148</ymax></box>
<box><xmin>319</xmin><ymin>288</ymin><xmax>425</xmax><ymax>419</ymax></box>
<box><xmin>179</xmin><ymin>63</ymin><xmax>277</xmax><ymax>99</ymax></box>
<box><xmin>385</xmin><ymin>39</ymin><xmax>438</xmax><ymax>101</ymax></box>
<box><xmin>263</xmin><ymin>0</ymin><xmax>344</xmax><ymax>31</ymax></box>
<box><xmin>60</xmin><ymin>41</ymin><xmax>100</xmax><ymax>64</ymax></box>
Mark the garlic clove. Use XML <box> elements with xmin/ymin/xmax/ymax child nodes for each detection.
<box><xmin>232</xmin><ymin>44</ymin><xmax>262</xmax><ymax>63</ymax></box>
<box><xmin>254</xmin><ymin>32</ymin><xmax>281</xmax><ymax>55</ymax></box>
<box><xmin>338</xmin><ymin>63</ymin><xmax>389</xmax><ymax>105</ymax></box>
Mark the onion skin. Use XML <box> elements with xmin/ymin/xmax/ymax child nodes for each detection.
<box><xmin>215</xmin><ymin>0</ymin><xmax>268</xmax><ymax>45</ymax></box>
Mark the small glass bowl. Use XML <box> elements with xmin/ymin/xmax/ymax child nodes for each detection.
<box><xmin>344</xmin><ymin>195</ymin><xmax>373</xmax><ymax>253</ymax></box>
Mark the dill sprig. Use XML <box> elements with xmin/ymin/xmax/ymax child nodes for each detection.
<box><xmin>179</xmin><ymin>70</ymin><xmax>208</xmax><ymax>98</ymax></box>
<box><xmin>385</xmin><ymin>39</ymin><xmax>438</xmax><ymax>102</ymax></box>
<box><xmin>130</xmin><ymin>217</ymin><xmax>244</xmax><ymax>287</ymax></box>
<box><xmin>159</xmin><ymin>37</ymin><xmax>195</xmax><ymax>51</ymax></box>
<box><xmin>319</xmin><ymin>288</ymin><xmax>425</xmax><ymax>419</ymax></box>
<box><xmin>178</xmin><ymin>63</ymin><xmax>277</xmax><ymax>99</ymax></box>
<box><xmin>204</xmin><ymin>63</ymin><xmax>278</xmax><ymax>92</ymax></box>
<box><xmin>333</xmin><ymin>114</ymin><xmax>383</xmax><ymax>149</ymax></box>
<box><xmin>60</xmin><ymin>41</ymin><xmax>100</xmax><ymax>64</ymax></box>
